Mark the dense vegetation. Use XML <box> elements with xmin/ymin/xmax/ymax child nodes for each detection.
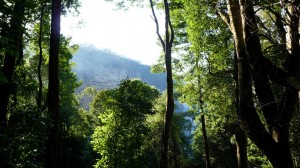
<box><xmin>0</xmin><ymin>0</ymin><xmax>300</xmax><ymax>168</ymax></box>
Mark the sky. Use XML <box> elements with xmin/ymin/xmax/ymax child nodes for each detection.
<box><xmin>61</xmin><ymin>0</ymin><xmax>164</xmax><ymax>65</ymax></box>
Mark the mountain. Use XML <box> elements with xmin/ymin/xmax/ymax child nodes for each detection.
<box><xmin>72</xmin><ymin>46</ymin><xmax>166</xmax><ymax>92</ymax></box>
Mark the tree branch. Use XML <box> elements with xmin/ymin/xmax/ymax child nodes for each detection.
<box><xmin>217</xmin><ymin>10</ymin><xmax>230</xmax><ymax>30</ymax></box>
<box><xmin>150</xmin><ymin>0</ymin><xmax>165</xmax><ymax>52</ymax></box>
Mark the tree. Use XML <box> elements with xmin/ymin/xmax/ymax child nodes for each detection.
<box><xmin>0</xmin><ymin>1</ymin><xmax>26</xmax><ymax>166</ymax></box>
<box><xmin>37</xmin><ymin>1</ymin><xmax>46</xmax><ymax>111</ymax></box>
<box><xmin>0</xmin><ymin>0</ymin><xmax>80</xmax><ymax>167</ymax></box>
<box><xmin>167</xmin><ymin>0</ymin><xmax>300</xmax><ymax>166</ymax></box>
<box><xmin>45</xmin><ymin>0</ymin><xmax>62</xmax><ymax>166</ymax></box>
<box><xmin>137</xmin><ymin>91</ymin><xmax>195</xmax><ymax>168</ymax></box>
<box><xmin>149</xmin><ymin>1</ymin><xmax>175</xmax><ymax>167</ymax></box>
<box><xmin>168</xmin><ymin>0</ymin><xmax>239</xmax><ymax>167</ymax></box>
<box><xmin>91</xmin><ymin>79</ymin><xmax>160</xmax><ymax>168</ymax></box>
<box><xmin>221</xmin><ymin>0</ymin><xmax>300</xmax><ymax>167</ymax></box>
<box><xmin>3</xmin><ymin>0</ymin><xmax>300</xmax><ymax>167</ymax></box>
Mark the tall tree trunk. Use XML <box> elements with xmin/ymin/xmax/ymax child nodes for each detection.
<box><xmin>149</xmin><ymin>1</ymin><xmax>174</xmax><ymax>168</ymax></box>
<box><xmin>45</xmin><ymin>0</ymin><xmax>61</xmax><ymax>167</ymax></box>
<box><xmin>197</xmin><ymin>85</ymin><xmax>211</xmax><ymax>168</ymax></box>
<box><xmin>201</xmin><ymin>114</ymin><xmax>211</xmax><ymax>168</ymax></box>
<box><xmin>0</xmin><ymin>1</ymin><xmax>25</xmax><ymax>167</ymax></box>
<box><xmin>227</xmin><ymin>0</ymin><xmax>270</xmax><ymax>166</ymax></box>
<box><xmin>37</xmin><ymin>3</ymin><xmax>45</xmax><ymax>111</ymax></box>
<box><xmin>161</xmin><ymin>1</ymin><xmax>175</xmax><ymax>167</ymax></box>
<box><xmin>233</xmin><ymin>44</ymin><xmax>248</xmax><ymax>168</ymax></box>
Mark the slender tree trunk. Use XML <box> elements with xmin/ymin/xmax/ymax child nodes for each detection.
<box><xmin>235</xmin><ymin>127</ymin><xmax>248</xmax><ymax>168</ymax></box>
<box><xmin>161</xmin><ymin>1</ymin><xmax>175</xmax><ymax>167</ymax></box>
<box><xmin>197</xmin><ymin>82</ymin><xmax>211</xmax><ymax>168</ymax></box>
<box><xmin>0</xmin><ymin>1</ymin><xmax>25</xmax><ymax>167</ymax></box>
<box><xmin>45</xmin><ymin>0</ymin><xmax>61</xmax><ymax>167</ymax></box>
<box><xmin>37</xmin><ymin>3</ymin><xmax>45</xmax><ymax>111</ymax></box>
<box><xmin>149</xmin><ymin>1</ymin><xmax>174</xmax><ymax>168</ymax></box>
<box><xmin>180</xmin><ymin>59</ymin><xmax>211</xmax><ymax>168</ymax></box>
<box><xmin>201</xmin><ymin>114</ymin><xmax>211</xmax><ymax>168</ymax></box>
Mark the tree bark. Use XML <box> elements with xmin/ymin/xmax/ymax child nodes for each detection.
<box><xmin>37</xmin><ymin>3</ymin><xmax>45</xmax><ymax>111</ymax></box>
<box><xmin>235</xmin><ymin>127</ymin><xmax>248</xmax><ymax>168</ymax></box>
<box><xmin>286</xmin><ymin>0</ymin><xmax>300</xmax><ymax>74</ymax></box>
<box><xmin>0</xmin><ymin>1</ymin><xmax>25</xmax><ymax>167</ymax></box>
<box><xmin>240</xmin><ymin>1</ymin><xmax>296</xmax><ymax>167</ymax></box>
<box><xmin>225</xmin><ymin>0</ymin><xmax>299</xmax><ymax>167</ymax></box>
<box><xmin>45</xmin><ymin>0</ymin><xmax>61</xmax><ymax>167</ymax></box>
<box><xmin>196</xmin><ymin>83</ymin><xmax>211</xmax><ymax>168</ymax></box>
<box><xmin>233</xmin><ymin>39</ymin><xmax>248</xmax><ymax>168</ymax></box>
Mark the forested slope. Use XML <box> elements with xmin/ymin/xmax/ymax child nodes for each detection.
<box><xmin>72</xmin><ymin>46</ymin><xmax>166</xmax><ymax>91</ymax></box>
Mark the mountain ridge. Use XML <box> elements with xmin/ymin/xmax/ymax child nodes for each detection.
<box><xmin>72</xmin><ymin>46</ymin><xmax>166</xmax><ymax>92</ymax></box>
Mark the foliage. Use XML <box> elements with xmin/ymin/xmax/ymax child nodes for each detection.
<box><xmin>5</xmin><ymin>104</ymin><xmax>48</xmax><ymax>167</ymax></box>
<box><xmin>0</xmin><ymin>0</ymin><xmax>82</xmax><ymax>166</ymax></box>
<box><xmin>140</xmin><ymin>92</ymin><xmax>194</xmax><ymax>168</ymax></box>
<box><xmin>247</xmin><ymin>142</ymin><xmax>271</xmax><ymax>168</ymax></box>
<box><xmin>91</xmin><ymin>79</ymin><xmax>160</xmax><ymax>168</ymax></box>
<box><xmin>167</xmin><ymin>1</ymin><xmax>238</xmax><ymax>167</ymax></box>
<box><xmin>1</xmin><ymin>0</ymin><xmax>300</xmax><ymax>167</ymax></box>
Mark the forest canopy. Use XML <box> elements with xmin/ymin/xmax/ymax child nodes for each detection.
<box><xmin>0</xmin><ymin>0</ymin><xmax>300</xmax><ymax>168</ymax></box>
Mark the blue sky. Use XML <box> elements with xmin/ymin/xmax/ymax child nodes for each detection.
<box><xmin>61</xmin><ymin>0</ymin><xmax>164</xmax><ymax>65</ymax></box>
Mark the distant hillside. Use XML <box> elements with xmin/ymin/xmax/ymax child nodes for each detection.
<box><xmin>72</xmin><ymin>46</ymin><xmax>166</xmax><ymax>92</ymax></box>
